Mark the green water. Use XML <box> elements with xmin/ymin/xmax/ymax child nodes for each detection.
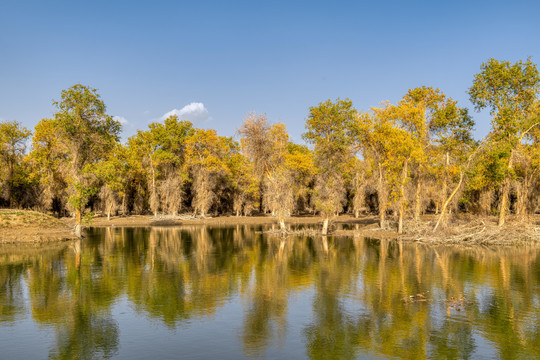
<box><xmin>1</xmin><ymin>225</ymin><xmax>540</xmax><ymax>359</ymax></box>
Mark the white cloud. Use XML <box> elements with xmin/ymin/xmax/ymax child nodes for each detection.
<box><xmin>161</xmin><ymin>102</ymin><xmax>210</xmax><ymax>123</ymax></box>
<box><xmin>113</xmin><ymin>116</ymin><xmax>128</xmax><ymax>124</ymax></box>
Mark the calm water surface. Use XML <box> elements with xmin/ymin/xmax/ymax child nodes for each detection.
<box><xmin>1</xmin><ymin>225</ymin><xmax>540</xmax><ymax>359</ymax></box>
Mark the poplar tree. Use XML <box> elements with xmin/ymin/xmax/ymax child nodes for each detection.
<box><xmin>238</xmin><ymin>113</ymin><xmax>272</xmax><ymax>212</ymax></box>
<box><xmin>262</xmin><ymin>123</ymin><xmax>295</xmax><ymax>231</ymax></box>
<box><xmin>30</xmin><ymin>118</ymin><xmax>70</xmax><ymax>214</ymax></box>
<box><xmin>185</xmin><ymin>129</ymin><xmax>231</xmax><ymax>217</ymax></box>
<box><xmin>0</xmin><ymin>120</ymin><xmax>31</xmax><ymax>207</ymax></box>
<box><xmin>51</xmin><ymin>84</ymin><xmax>121</xmax><ymax>228</ymax></box>
<box><xmin>304</xmin><ymin>99</ymin><xmax>356</xmax><ymax>234</ymax></box>
<box><xmin>469</xmin><ymin>58</ymin><xmax>540</xmax><ymax>226</ymax></box>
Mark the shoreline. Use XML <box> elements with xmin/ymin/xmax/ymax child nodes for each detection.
<box><xmin>83</xmin><ymin>213</ymin><xmax>540</xmax><ymax>245</ymax></box>
<box><xmin>2</xmin><ymin>210</ymin><xmax>539</xmax><ymax>245</ymax></box>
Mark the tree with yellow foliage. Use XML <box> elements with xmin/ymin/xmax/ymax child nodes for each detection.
<box><xmin>33</xmin><ymin>85</ymin><xmax>121</xmax><ymax>231</ymax></box>
<box><xmin>0</xmin><ymin>120</ymin><xmax>32</xmax><ymax>208</ymax></box>
<box><xmin>304</xmin><ymin>99</ymin><xmax>357</xmax><ymax>234</ymax></box>
<box><xmin>469</xmin><ymin>58</ymin><xmax>540</xmax><ymax>226</ymax></box>
<box><xmin>185</xmin><ymin>129</ymin><xmax>231</xmax><ymax>217</ymax></box>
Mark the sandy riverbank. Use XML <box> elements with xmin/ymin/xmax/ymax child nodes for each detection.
<box><xmin>0</xmin><ymin>210</ymin><xmax>77</xmax><ymax>243</ymax></box>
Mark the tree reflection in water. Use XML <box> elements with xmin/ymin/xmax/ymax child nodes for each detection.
<box><xmin>0</xmin><ymin>227</ymin><xmax>540</xmax><ymax>359</ymax></box>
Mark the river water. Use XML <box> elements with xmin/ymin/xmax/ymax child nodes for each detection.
<box><xmin>1</xmin><ymin>225</ymin><xmax>539</xmax><ymax>359</ymax></box>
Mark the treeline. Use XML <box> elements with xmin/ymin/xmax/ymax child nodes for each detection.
<box><xmin>1</xmin><ymin>58</ymin><xmax>540</xmax><ymax>234</ymax></box>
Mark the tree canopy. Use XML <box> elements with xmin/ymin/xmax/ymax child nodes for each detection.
<box><xmin>3</xmin><ymin>58</ymin><xmax>540</xmax><ymax>235</ymax></box>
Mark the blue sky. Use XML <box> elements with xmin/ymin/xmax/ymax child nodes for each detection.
<box><xmin>1</xmin><ymin>0</ymin><xmax>539</xmax><ymax>144</ymax></box>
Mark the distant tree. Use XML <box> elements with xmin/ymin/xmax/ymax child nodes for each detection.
<box><xmin>185</xmin><ymin>129</ymin><xmax>231</xmax><ymax>217</ymax></box>
<box><xmin>127</xmin><ymin>116</ymin><xmax>194</xmax><ymax>216</ymax></box>
<box><xmin>0</xmin><ymin>120</ymin><xmax>32</xmax><ymax>207</ymax></box>
<box><xmin>95</xmin><ymin>143</ymin><xmax>131</xmax><ymax>220</ymax></box>
<box><xmin>29</xmin><ymin>118</ymin><xmax>70</xmax><ymax>213</ymax></box>
<box><xmin>284</xmin><ymin>142</ymin><xmax>315</xmax><ymax>215</ymax></box>
<box><xmin>238</xmin><ymin>113</ymin><xmax>273</xmax><ymax>211</ymax></box>
<box><xmin>51</xmin><ymin>84</ymin><xmax>121</xmax><ymax>228</ymax></box>
<box><xmin>228</xmin><ymin>153</ymin><xmax>259</xmax><ymax>216</ymax></box>
<box><xmin>399</xmin><ymin>87</ymin><xmax>473</xmax><ymax>221</ymax></box>
<box><xmin>262</xmin><ymin>123</ymin><xmax>295</xmax><ymax>231</ymax></box>
<box><xmin>469</xmin><ymin>58</ymin><xmax>540</xmax><ymax>226</ymax></box>
<box><xmin>239</xmin><ymin>116</ymin><xmax>306</xmax><ymax>229</ymax></box>
<box><xmin>371</xmin><ymin>103</ymin><xmax>420</xmax><ymax>234</ymax></box>
<box><xmin>304</xmin><ymin>99</ymin><xmax>357</xmax><ymax>234</ymax></box>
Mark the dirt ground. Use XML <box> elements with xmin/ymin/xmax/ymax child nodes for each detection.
<box><xmin>0</xmin><ymin>209</ymin><xmax>77</xmax><ymax>243</ymax></box>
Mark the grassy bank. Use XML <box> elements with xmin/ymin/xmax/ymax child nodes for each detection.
<box><xmin>0</xmin><ymin>209</ymin><xmax>77</xmax><ymax>243</ymax></box>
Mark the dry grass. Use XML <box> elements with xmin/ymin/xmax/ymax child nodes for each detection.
<box><xmin>0</xmin><ymin>209</ymin><xmax>76</xmax><ymax>243</ymax></box>
<box><xmin>398</xmin><ymin>216</ymin><xmax>540</xmax><ymax>245</ymax></box>
<box><xmin>0</xmin><ymin>209</ymin><xmax>63</xmax><ymax>228</ymax></box>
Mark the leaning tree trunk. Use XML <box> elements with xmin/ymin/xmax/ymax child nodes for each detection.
<box><xmin>433</xmin><ymin>171</ymin><xmax>464</xmax><ymax>232</ymax></box>
<box><xmin>122</xmin><ymin>194</ymin><xmax>126</xmax><ymax>216</ymax></box>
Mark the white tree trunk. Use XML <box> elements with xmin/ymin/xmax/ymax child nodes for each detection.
<box><xmin>322</xmin><ymin>218</ymin><xmax>329</xmax><ymax>235</ymax></box>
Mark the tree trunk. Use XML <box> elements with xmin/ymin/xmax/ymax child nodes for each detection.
<box><xmin>378</xmin><ymin>163</ymin><xmax>386</xmax><ymax>229</ymax></box>
<box><xmin>517</xmin><ymin>173</ymin><xmax>534</xmax><ymax>219</ymax></box>
<box><xmin>398</xmin><ymin>205</ymin><xmax>404</xmax><ymax>234</ymax></box>
<box><xmin>8</xmin><ymin>161</ymin><xmax>13</xmax><ymax>208</ymax></box>
<box><xmin>398</xmin><ymin>159</ymin><xmax>408</xmax><ymax>235</ymax></box>
<box><xmin>440</xmin><ymin>180</ymin><xmax>447</xmax><ymax>216</ymax></box>
<box><xmin>440</xmin><ymin>152</ymin><xmax>450</xmax><ymax>217</ymax></box>
<box><xmin>498</xmin><ymin>178</ymin><xmax>510</xmax><ymax>227</ymax></box>
<box><xmin>75</xmin><ymin>207</ymin><xmax>82</xmax><ymax>225</ymax></box>
<box><xmin>414</xmin><ymin>178</ymin><xmax>422</xmax><ymax>221</ymax></box>
<box><xmin>498</xmin><ymin>153</ymin><xmax>513</xmax><ymax>227</ymax></box>
<box><xmin>74</xmin><ymin>225</ymin><xmax>82</xmax><ymax>238</ymax></box>
<box><xmin>150</xmin><ymin>158</ymin><xmax>158</xmax><ymax>217</ymax></box>
<box><xmin>322</xmin><ymin>218</ymin><xmax>329</xmax><ymax>235</ymax></box>
<box><xmin>480</xmin><ymin>190</ymin><xmax>492</xmax><ymax>216</ymax></box>
<box><xmin>516</xmin><ymin>182</ymin><xmax>523</xmax><ymax>217</ymax></box>
<box><xmin>279</xmin><ymin>217</ymin><xmax>286</xmax><ymax>232</ymax></box>
<box><xmin>434</xmin><ymin>171</ymin><xmax>464</xmax><ymax>232</ymax></box>
<box><xmin>107</xmin><ymin>210</ymin><xmax>111</xmax><ymax>221</ymax></box>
